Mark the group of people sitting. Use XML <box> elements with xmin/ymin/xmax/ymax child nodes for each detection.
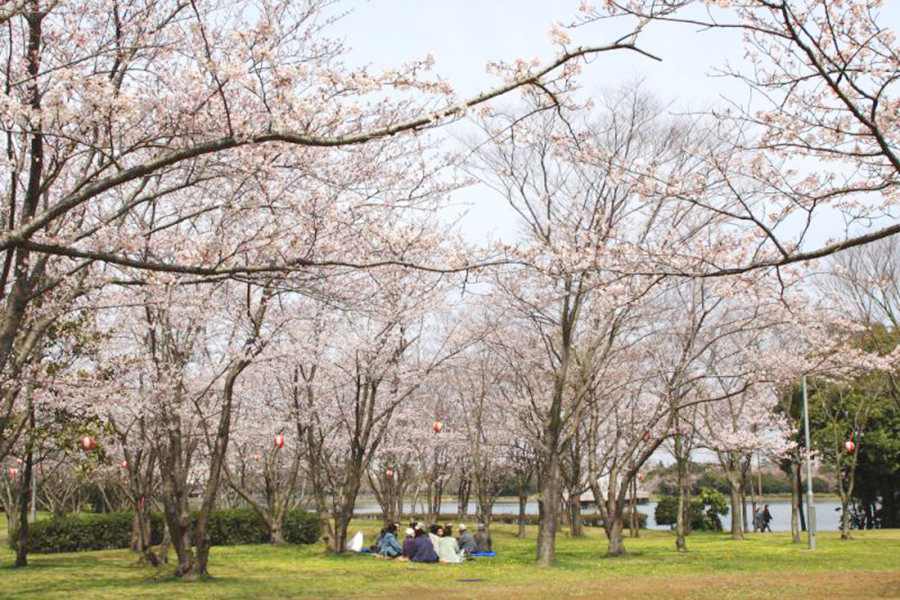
<box><xmin>371</xmin><ymin>521</ymin><xmax>492</xmax><ymax>563</ymax></box>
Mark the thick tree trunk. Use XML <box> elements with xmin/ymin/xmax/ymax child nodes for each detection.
<box><xmin>328</xmin><ymin>504</ymin><xmax>355</xmax><ymax>554</ymax></box>
<box><xmin>270</xmin><ymin>518</ymin><xmax>286</xmax><ymax>545</ymax></box>
<box><xmin>536</xmin><ymin>451</ymin><xmax>561</xmax><ymax>566</ymax></box>
<box><xmin>14</xmin><ymin>453</ymin><xmax>31</xmax><ymax>567</ymax></box>
<box><xmin>162</xmin><ymin>482</ymin><xmax>198</xmax><ymax>579</ymax></box>
<box><xmin>568</xmin><ymin>498</ymin><xmax>584</xmax><ymax>537</ymax></box>
<box><xmin>6</xmin><ymin>506</ymin><xmax>19</xmax><ymax>549</ymax></box>
<box><xmin>160</xmin><ymin>410</ymin><xmax>200</xmax><ymax>579</ymax></box>
<box><xmin>729</xmin><ymin>479</ymin><xmax>744</xmax><ymax>540</ymax></box>
<box><xmin>605</xmin><ymin>511</ymin><xmax>626</xmax><ymax>557</ymax></box>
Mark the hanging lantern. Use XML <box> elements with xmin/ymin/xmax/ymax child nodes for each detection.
<box><xmin>433</xmin><ymin>421</ymin><xmax>443</xmax><ymax>434</ymax></box>
<box><xmin>7</xmin><ymin>467</ymin><xmax>18</xmax><ymax>478</ymax></box>
<box><xmin>637</xmin><ymin>472</ymin><xmax>645</xmax><ymax>482</ymax></box>
<box><xmin>16</xmin><ymin>457</ymin><xmax>23</xmax><ymax>467</ymax></box>
<box><xmin>844</xmin><ymin>440</ymin><xmax>856</xmax><ymax>453</ymax></box>
<box><xmin>119</xmin><ymin>459</ymin><xmax>128</xmax><ymax>469</ymax></box>
<box><xmin>252</xmin><ymin>453</ymin><xmax>262</xmax><ymax>462</ymax></box>
<box><xmin>385</xmin><ymin>468</ymin><xmax>394</xmax><ymax>479</ymax></box>
<box><xmin>274</xmin><ymin>434</ymin><xmax>285</xmax><ymax>449</ymax></box>
<box><xmin>79</xmin><ymin>435</ymin><xmax>96</xmax><ymax>451</ymax></box>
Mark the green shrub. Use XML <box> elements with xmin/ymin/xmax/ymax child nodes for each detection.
<box><xmin>283</xmin><ymin>511</ymin><xmax>321</xmax><ymax>544</ymax></box>
<box><xmin>25</xmin><ymin>512</ymin><xmax>163</xmax><ymax>553</ymax></box>
<box><xmin>202</xmin><ymin>509</ymin><xmax>270</xmax><ymax>545</ymax></box>
<box><xmin>655</xmin><ymin>487</ymin><xmax>729</xmax><ymax>532</ymax></box>
<box><xmin>25</xmin><ymin>509</ymin><xmax>319</xmax><ymax>553</ymax></box>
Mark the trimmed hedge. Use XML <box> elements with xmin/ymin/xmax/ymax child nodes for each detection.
<box><xmin>23</xmin><ymin>509</ymin><xmax>320</xmax><ymax>553</ymax></box>
<box><xmin>283</xmin><ymin>510</ymin><xmax>322</xmax><ymax>544</ymax></box>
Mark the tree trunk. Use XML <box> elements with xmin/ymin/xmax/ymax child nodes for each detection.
<box><xmin>6</xmin><ymin>506</ymin><xmax>19</xmax><ymax>549</ymax></box>
<box><xmin>131</xmin><ymin>504</ymin><xmax>158</xmax><ymax>565</ymax></box>
<box><xmin>457</xmin><ymin>477</ymin><xmax>470</xmax><ymax>517</ymax></box>
<box><xmin>518</xmin><ymin>494</ymin><xmax>528</xmax><ymax>538</ymax></box>
<box><xmin>159</xmin><ymin>518</ymin><xmax>170</xmax><ymax>565</ymax></box>
<box><xmin>536</xmin><ymin>451</ymin><xmax>561</xmax><ymax>566</ymax></box>
<box><xmin>629</xmin><ymin>479</ymin><xmax>639</xmax><ymax>538</ymax></box>
<box><xmin>605</xmin><ymin>511</ymin><xmax>626</xmax><ymax>557</ymax></box>
<box><xmin>328</xmin><ymin>504</ymin><xmax>354</xmax><ymax>555</ymax></box>
<box><xmin>729</xmin><ymin>479</ymin><xmax>744</xmax><ymax>540</ymax></box>
<box><xmin>741</xmin><ymin>492</ymin><xmax>748</xmax><ymax>533</ymax></box>
<box><xmin>14</xmin><ymin>429</ymin><xmax>33</xmax><ymax>566</ymax></box>
<box><xmin>840</xmin><ymin>496</ymin><xmax>852</xmax><ymax>540</ymax></box>
<box><xmin>674</xmin><ymin>434</ymin><xmax>687</xmax><ymax>552</ymax></box>
<box><xmin>270</xmin><ymin>517</ymin><xmax>286</xmax><ymax>545</ymax></box>
<box><xmin>790</xmin><ymin>458</ymin><xmax>801</xmax><ymax>543</ymax></box>
<box><xmin>162</xmin><ymin>484</ymin><xmax>198</xmax><ymax>579</ymax></box>
<box><xmin>795</xmin><ymin>460</ymin><xmax>807</xmax><ymax>533</ymax></box>
<box><xmin>568</xmin><ymin>498</ymin><xmax>584</xmax><ymax>537</ymax></box>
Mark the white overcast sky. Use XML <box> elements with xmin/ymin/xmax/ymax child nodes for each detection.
<box><xmin>330</xmin><ymin>1</ymin><xmax>899</xmax><ymax>247</ymax></box>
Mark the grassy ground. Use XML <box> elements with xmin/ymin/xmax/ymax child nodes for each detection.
<box><xmin>1</xmin><ymin>516</ymin><xmax>898</xmax><ymax>600</ymax></box>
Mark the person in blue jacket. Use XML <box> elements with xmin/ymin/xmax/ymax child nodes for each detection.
<box><xmin>377</xmin><ymin>523</ymin><xmax>403</xmax><ymax>558</ymax></box>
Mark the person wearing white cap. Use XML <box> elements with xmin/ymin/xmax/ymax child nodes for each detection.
<box><xmin>457</xmin><ymin>524</ymin><xmax>476</xmax><ymax>555</ymax></box>
<box><xmin>402</xmin><ymin>528</ymin><xmax>416</xmax><ymax>558</ymax></box>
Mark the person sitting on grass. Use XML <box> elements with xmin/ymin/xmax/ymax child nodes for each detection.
<box><xmin>457</xmin><ymin>524</ymin><xmax>476</xmax><ymax>555</ymax></box>
<box><xmin>402</xmin><ymin>527</ymin><xmax>416</xmax><ymax>558</ymax></box>
<box><xmin>404</xmin><ymin>527</ymin><xmax>439</xmax><ymax>563</ymax></box>
<box><xmin>474</xmin><ymin>523</ymin><xmax>492</xmax><ymax>552</ymax></box>
<box><xmin>376</xmin><ymin>523</ymin><xmax>403</xmax><ymax>559</ymax></box>
<box><xmin>436</xmin><ymin>526</ymin><xmax>464</xmax><ymax>564</ymax></box>
<box><xmin>370</xmin><ymin>527</ymin><xmax>386</xmax><ymax>553</ymax></box>
<box><xmin>428</xmin><ymin>523</ymin><xmax>442</xmax><ymax>553</ymax></box>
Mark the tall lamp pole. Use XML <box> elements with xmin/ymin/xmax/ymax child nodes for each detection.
<box><xmin>802</xmin><ymin>375</ymin><xmax>816</xmax><ymax>550</ymax></box>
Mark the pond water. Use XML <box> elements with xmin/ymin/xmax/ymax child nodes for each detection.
<box><xmin>355</xmin><ymin>498</ymin><xmax>845</xmax><ymax>532</ymax></box>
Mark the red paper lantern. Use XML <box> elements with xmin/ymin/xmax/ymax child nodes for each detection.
<box><xmin>385</xmin><ymin>468</ymin><xmax>394</xmax><ymax>478</ymax></box>
<box><xmin>844</xmin><ymin>440</ymin><xmax>856</xmax><ymax>453</ymax></box>
<box><xmin>16</xmin><ymin>457</ymin><xmax>23</xmax><ymax>467</ymax></box>
<box><xmin>119</xmin><ymin>459</ymin><xmax>128</xmax><ymax>469</ymax></box>
<box><xmin>7</xmin><ymin>467</ymin><xmax>18</xmax><ymax>478</ymax></box>
<box><xmin>433</xmin><ymin>421</ymin><xmax>442</xmax><ymax>434</ymax></box>
<box><xmin>274</xmin><ymin>434</ymin><xmax>285</xmax><ymax>448</ymax></box>
<box><xmin>80</xmin><ymin>435</ymin><xmax>96</xmax><ymax>451</ymax></box>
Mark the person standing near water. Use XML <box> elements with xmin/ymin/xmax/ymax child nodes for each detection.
<box><xmin>762</xmin><ymin>505</ymin><xmax>773</xmax><ymax>532</ymax></box>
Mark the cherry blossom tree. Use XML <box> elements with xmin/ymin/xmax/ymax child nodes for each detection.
<box><xmin>468</xmin><ymin>85</ymin><xmax>714</xmax><ymax>565</ymax></box>
<box><xmin>587</xmin><ymin>0</ymin><xmax>900</xmax><ymax>274</ymax></box>
<box><xmin>699</xmin><ymin>382</ymin><xmax>789</xmax><ymax>540</ymax></box>
<box><xmin>0</xmin><ymin>0</ymin><xmax>659</xmax><ymax>501</ymax></box>
<box><xmin>223</xmin><ymin>367</ymin><xmax>305</xmax><ymax>546</ymax></box>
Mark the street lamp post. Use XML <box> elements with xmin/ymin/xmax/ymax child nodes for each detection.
<box><xmin>802</xmin><ymin>375</ymin><xmax>816</xmax><ymax>550</ymax></box>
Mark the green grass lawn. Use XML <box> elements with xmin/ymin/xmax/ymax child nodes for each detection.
<box><xmin>1</xmin><ymin>516</ymin><xmax>898</xmax><ymax>600</ymax></box>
